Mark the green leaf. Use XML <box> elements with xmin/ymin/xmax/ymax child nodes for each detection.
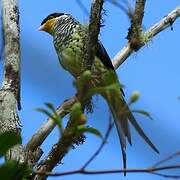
<box><xmin>36</xmin><ymin>106</ymin><xmax>63</xmax><ymax>134</ymax></box>
<box><xmin>36</xmin><ymin>108</ymin><xmax>56</xmax><ymax>121</ymax></box>
<box><xmin>44</xmin><ymin>103</ymin><xmax>59</xmax><ymax>117</ymax></box>
<box><xmin>44</xmin><ymin>103</ymin><xmax>56</xmax><ymax>113</ymax></box>
<box><xmin>0</xmin><ymin>131</ymin><xmax>22</xmax><ymax>157</ymax></box>
<box><xmin>51</xmin><ymin>115</ymin><xmax>63</xmax><ymax>135</ymax></box>
<box><xmin>132</xmin><ymin>110</ymin><xmax>153</xmax><ymax>120</ymax></box>
<box><xmin>77</xmin><ymin>126</ymin><xmax>103</xmax><ymax>138</ymax></box>
<box><xmin>0</xmin><ymin>161</ymin><xmax>30</xmax><ymax>180</ymax></box>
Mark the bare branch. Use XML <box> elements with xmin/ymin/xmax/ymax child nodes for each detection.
<box><xmin>76</xmin><ymin>0</ymin><xmax>89</xmax><ymax>15</ymax></box>
<box><xmin>113</xmin><ymin>6</ymin><xmax>180</xmax><ymax>68</ymax></box>
<box><xmin>33</xmin><ymin>165</ymin><xmax>180</xmax><ymax>178</ymax></box>
<box><xmin>151</xmin><ymin>172</ymin><xmax>180</xmax><ymax>179</ymax></box>
<box><xmin>81</xmin><ymin>115</ymin><xmax>114</xmax><ymax>169</ymax></box>
<box><xmin>106</xmin><ymin>0</ymin><xmax>132</xmax><ymax>16</ymax></box>
<box><xmin>152</xmin><ymin>151</ymin><xmax>180</xmax><ymax>168</ymax></box>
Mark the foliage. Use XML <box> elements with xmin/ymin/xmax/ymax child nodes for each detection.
<box><xmin>0</xmin><ymin>131</ymin><xmax>30</xmax><ymax>180</ymax></box>
<box><xmin>36</xmin><ymin>103</ymin><xmax>63</xmax><ymax>135</ymax></box>
<box><xmin>0</xmin><ymin>161</ymin><xmax>30</xmax><ymax>180</ymax></box>
<box><xmin>0</xmin><ymin>131</ymin><xmax>21</xmax><ymax>157</ymax></box>
<box><xmin>37</xmin><ymin>101</ymin><xmax>103</xmax><ymax>139</ymax></box>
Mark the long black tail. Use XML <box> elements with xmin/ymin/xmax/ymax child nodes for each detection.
<box><xmin>105</xmin><ymin>91</ymin><xmax>159</xmax><ymax>174</ymax></box>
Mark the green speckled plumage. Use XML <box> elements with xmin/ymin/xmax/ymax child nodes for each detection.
<box><xmin>55</xmin><ymin>31</ymin><xmax>85</xmax><ymax>77</ymax></box>
<box><xmin>54</xmin><ymin>24</ymin><xmax>109</xmax><ymax>79</ymax></box>
<box><xmin>40</xmin><ymin>13</ymin><xmax>159</xmax><ymax>171</ymax></box>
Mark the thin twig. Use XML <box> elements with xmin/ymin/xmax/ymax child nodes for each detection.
<box><xmin>76</xmin><ymin>0</ymin><xmax>89</xmax><ymax>15</ymax></box>
<box><xmin>81</xmin><ymin>115</ymin><xmax>114</xmax><ymax>169</ymax></box>
<box><xmin>106</xmin><ymin>0</ymin><xmax>132</xmax><ymax>16</ymax></box>
<box><xmin>151</xmin><ymin>172</ymin><xmax>180</xmax><ymax>179</ymax></box>
<box><xmin>152</xmin><ymin>151</ymin><xmax>180</xmax><ymax>168</ymax></box>
<box><xmin>33</xmin><ymin>165</ymin><xmax>180</xmax><ymax>178</ymax></box>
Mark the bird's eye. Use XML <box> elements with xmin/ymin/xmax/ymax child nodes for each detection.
<box><xmin>49</xmin><ymin>16</ymin><xmax>53</xmax><ymax>19</ymax></box>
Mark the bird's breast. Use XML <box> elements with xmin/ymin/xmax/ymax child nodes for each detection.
<box><xmin>54</xmin><ymin>32</ymin><xmax>85</xmax><ymax>78</ymax></box>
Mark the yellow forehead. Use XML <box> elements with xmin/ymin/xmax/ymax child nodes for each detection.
<box><xmin>42</xmin><ymin>18</ymin><xmax>56</xmax><ymax>33</ymax></box>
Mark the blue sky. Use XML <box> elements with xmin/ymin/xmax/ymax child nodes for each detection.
<box><xmin>1</xmin><ymin>0</ymin><xmax>180</xmax><ymax>180</ymax></box>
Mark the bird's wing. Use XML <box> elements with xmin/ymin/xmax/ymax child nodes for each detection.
<box><xmin>96</xmin><ymin>41</ymin><xmax>125</xmax><ymax>96</ymax></box>
<box><xmin>96</xmin><ymin>41</ymin><xmax>115</xmax><ymax>70</ymax></box>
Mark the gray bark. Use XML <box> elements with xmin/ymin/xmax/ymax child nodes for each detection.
<box><xmin>0</xmin><ymin>0</ymin><xmax>26</xmax><ymax>163</ymax></box>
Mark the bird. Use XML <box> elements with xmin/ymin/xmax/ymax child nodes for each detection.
<box><xmin>39</xmin><ymin>12</ymin><xmax>159</xmax><ymax>170</ymax></box>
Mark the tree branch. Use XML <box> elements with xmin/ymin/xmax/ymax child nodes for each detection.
<box><xmin>0</xmin><ymin>0</ymin><xmax>26</xmax><ymax>162</ymax></box>
<box><xmin>33</xmin><ymin>119</ymin><xmax>83</xmax><ymax>180</ymax></box>
<box><xmin>113</xmin><ymin>6</ymin><xmax>180</xmax><ymax>68</ymax></box>
<box><xmin>127</xmin><ymin>0</ymin><xmax>146</xmax><ymax>51</ymax></box>
<box><xmin>33</xmin><ymin>151</ymin><xmax>180</xmax><ymax>179</ymax></box>
<box><xmin>33</xmin><ymin>165</ymin><xmax>180</xmax><ymax>178</ymax></box>
<box><xmin>76</xmin><ymin>0</ymin><xmax>89</xmax><ymax>15</ymax></box>
<box><xmin>152</xmin><ymin>151</ymin><xmax>180</xmax><ymax>168</ymax></box>
<box><xmin>106</xmin><ymin>0</ymin><xmax>131</xmax><ymax>15</ymax></box>
<box><xmin>26</xmin><ymin>97</ymin><xmax>77</xmax><ymax>152</ymax></box>
<box><xmin>33</xmin><ymin>150</ymin><xmax>180</xmax><ymax>178</ymax></box>
<box><xmin>83</xmin><ymin>0</ymin><xmax>104</xmax><ymax>70</ymax></box>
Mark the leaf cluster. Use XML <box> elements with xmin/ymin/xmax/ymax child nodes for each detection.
<box><xmin>0</xmin><ymin>131</ymin><xmax>30</xmax><ymax>180</ymax></box>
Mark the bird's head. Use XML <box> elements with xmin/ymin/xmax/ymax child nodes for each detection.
<box><xmin>39</xmin><ymin>12</ymin><xmax>70</xmax><ymax>35</ymax></box>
